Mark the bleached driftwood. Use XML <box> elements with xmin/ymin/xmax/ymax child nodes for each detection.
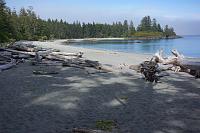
<box><xmin>37</xmin><ymin>51</ymin><xmax>84</xmax><ymax>61</ymax></box>
<box><xmin>154</xmin><ymin>49</ymin><xmax>184</xmax><ymax>65</ymax></box>
<box><xmin>2</xmin><ymin>48</ymin><xmax>36</xmax><ymax>56</ymax></box>
<box><xmin>33</xmin><ymin>70</ymin><xmax>58</xmax><ymax>75</ymax></box>
<box><xmin>72</xmin><ymin>128</ymin><xmax>107</xmax><ymax>133</ymax></box>
<box><xmin>43</xmin><ymin>55</ymin><xmax>73</xmax><ymax>61</ymax></box>
<box><xmin>51</xmin><ymin>52</ymin><xmax>83</xmax><ymax>58</ymax></box>
<box><xmin>11</xmin><ymin>41</ymin><xmax>36</xmax><ymax>52</ymax></box>
<box><xmin>154</xmin><ymin>49</ymin><xmax>200</xmax><ymax>78</ymax></box>
<box><xmin>1</xmin><ymin>45</ymin><xmax>110</xmax><ymax>73</ymax></box>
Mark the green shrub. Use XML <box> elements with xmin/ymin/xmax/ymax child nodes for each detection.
<box><xmin>133</xmin><ymin>31</ymin><xmax>163</xmax><ymax>37</ymax></box>
<box><xmin>96</xmin><ymin>120</ymin><xmax>116</xmax><ymax>131</ymax></box>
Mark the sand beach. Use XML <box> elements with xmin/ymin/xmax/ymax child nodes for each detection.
<box><xmin>0</xmin><ymin>40</ymin><xmax>200</xmax><ymax>133</ymax></box>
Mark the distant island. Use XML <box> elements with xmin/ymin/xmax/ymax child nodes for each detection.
<box><xmin>0</xmin><ymin>1</ymin><xmax>179</xmax><ymax>43</ymax></box>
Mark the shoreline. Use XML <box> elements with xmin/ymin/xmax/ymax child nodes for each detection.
<box><xmin>33</xmin><ymin>40</ymin><xmax>151</xmax><ymax>68</ymax></box>
<box><xmin>34</xmin><ymin>39</ymin><xmax>200</xmax><ymax>64</ymax></box>
<box><xmin>64</xmin><ymin>35</ymin><xmax>182</xmax><ymax>43</ymax></box>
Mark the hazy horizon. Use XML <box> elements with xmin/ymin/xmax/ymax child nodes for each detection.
<box><xmin>6</xmin><ymin>0</ymin><xmax>200</xmax><ymax>35</ymax></box>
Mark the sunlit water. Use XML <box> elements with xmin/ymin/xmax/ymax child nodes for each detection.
<box><xmin>69</xmin><ymin>36</ymin><xmax>200</xmax><ymax>57</ymax></box>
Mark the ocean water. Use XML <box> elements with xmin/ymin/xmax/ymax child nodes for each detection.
<box><xmin>70</xmin><ymin>36</ymin><xmax>200</xmax><ymax>57</ymax></box>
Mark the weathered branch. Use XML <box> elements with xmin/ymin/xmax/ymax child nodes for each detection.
<box><xmin>154</xmin><ymin>49</ymin><xmax>200</xmax><ymax>78</ymax></box>
<box><xmin>72</xmin><ymin>128</ymin><xmax>107</xmax><ymax>133</ymax></box>
<box><xmin>1</xmin><ymin>48</ymin><xmax>36</xmax><ymax>56</ymax></box>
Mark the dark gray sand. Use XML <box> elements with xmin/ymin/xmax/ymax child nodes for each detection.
<box><xmin>0</xmin><ymin>62</ymin><xmax>200</xmax><ymax>133</ymax></box>
<box><xmin>1</xmin><ymin>41</ymin><xmax>200</xmax><ymax>133</ymax></box>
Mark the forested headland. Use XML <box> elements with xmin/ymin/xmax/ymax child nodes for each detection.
<box><xmin>0</xmin><ymin>0</ymin><xmax>177</xmax><ymax>43</ymax></box>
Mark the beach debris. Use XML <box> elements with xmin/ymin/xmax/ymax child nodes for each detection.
<box><xmin>130</xmin><ymin>49</ymin><xmax>200</xmax><ymax>81</ymax></box>
<box><xmin>85</xmin><ymin>60</ymin><xmax>102</xmax><ymax>69</ymax></box>
<box><xmin>0</xmin><ymin>41</ymin><xmax>110</xmax><ymax>73</ymax></box>
<box><xmin>62</xmin><ymin>58</ymin><xmax>112</xmax><ymax>72</ymax></box>
<box><xmin>51</xmin><ymin>51</ymin><xmax>83</xmax><ymax>58</ymax></box>
<box><xmin>154</xmin><ymin>49</ymin><xmax>200</xmax><ymax>78</ymax></box>
<box><xmin>72</xmin><ymin>128</ymin><xmax>109</xmax><ymax>133</ymax></box>
<box><xmin>37</xmin><ymin>51</ymin><xmax>83</xmax><ymax>62</ymax></box>
<box><xmin>114</xmin><ymin>96</ymin><xmax>127</xmax><ymax>106</ymax></box>
<box><xmin>10</xmin><ymin>41</ymin><xmax>36</xmax><ymax>52</ymax></box>
<box><xmin>86</xmin><ymin>68</ymin><xmax>108</xmax><ymax>74</ymax></box>
<box><xmin>1</xmin><ymin>48</ymin><xmax>36</xmax><ymax>56</ymax></box>
<box><xmin>119</xmin><ymin>96</ymin><xmax>128</xmax><ymax>101</ymax></box>
<box><xmin>33</xmin><ymin>70</ymin><xmax>58</xmax><ymax>75</ymax></box>
<box><xmin>130</xmin><ymin>59</ymin><xmax>160</xmax><ymax>82</ymax></box>
<box><xmin>140</xmin><ymin>60</ymin><xmax>159</xmax><ymax>82</ymax></box>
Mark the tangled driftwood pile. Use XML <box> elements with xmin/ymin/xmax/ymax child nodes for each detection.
<box><xmin>154</xmin><ymin>49</ymin><xmax>200</xmax><ymax>78</ymax></box>
<box><xmin>130</xmin><ymin>49</ymin><xmax>200</xmax><ymax>82</ymax></box>
<box><xmin>0</xmin><ymin>41</ymin><xmax>109</xmax><ymax>73</ymax></box>
<box><xmin>140</xmin><ymin>60</ymin><xmax>159</xmax><ymax>82</ymax></box>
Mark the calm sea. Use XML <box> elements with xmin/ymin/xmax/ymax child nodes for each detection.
<box><xmin>70</xmin><ymin>36</ymin><xmax>200</xmax><ymax>57</ymax></box>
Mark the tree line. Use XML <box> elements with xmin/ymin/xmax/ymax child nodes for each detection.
<box><xmin>0</xmin><ymin>0</ymin><xmax>176</xmax><ymax>43</ymax></box>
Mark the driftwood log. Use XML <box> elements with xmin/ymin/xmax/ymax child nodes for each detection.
<box><xmin>37</xmin><ymin>51</ymin><xmax>83</xmax><ymax>61</ymax></box>
<box><xmin>51</xmin><ymin>52</ymin><xmax>83</xmax><ymax>58</ymax></box>
<box><xmin>10</xmin><ymin>41</ymin><xmax>36</xmax><ymax>52</ymax></box>
<box><xmin>63</xmin><ymin>59</ymin><xmax>100</xmax><ymax>69</ymax></box>
<box><xmin>0</xmin><ymin>41</ymin><xmax>110</xmax><ymax>73</ymax></box>
<box><xmin>1</xmin><ymin>48</ymin><xmax>36</xmax><ymax>56</ymax></box>
<box><xmin>130</xmin><ymin>49</ymin><xmax>200</xmax><ymax>82</ymax></box>
<box><xmin>154</xmin><ymin>49</ymin><xmax>200</xmax><ymax>78</ymax></box>
<box><xmin>0</xmin><ymin>59</ymin><xmax>16</xmax><ymax>71</ymax></box>
<box><xmin>72</xmin><ymin>128</ymin><xmax>108</xmax><ymax>133</ymax></box>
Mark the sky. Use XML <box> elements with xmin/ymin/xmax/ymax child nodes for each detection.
<box><xmin>6</xmin><ymin>0</ymin><xmax>200</xmax><ymax>35</ymax></box>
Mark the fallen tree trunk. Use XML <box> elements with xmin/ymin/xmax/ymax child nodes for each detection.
<box><xmin>38</xmin><ymin>51</ymin><xmax>83</xmax><ymax>61</ymax></box>
<box><xmin>62</xmin><ymin>59</ymin><xmax>112</xmax><ymax>72</ymax></box>
<box><xmin>11</xmin><ymin>45</ymin><xmax>35</xmax><ymax>52</ymax></box>
<box><xmin>1</xmin><ymin>48</ymin><xmax>36</xmax><ymax>56</ymax></box>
